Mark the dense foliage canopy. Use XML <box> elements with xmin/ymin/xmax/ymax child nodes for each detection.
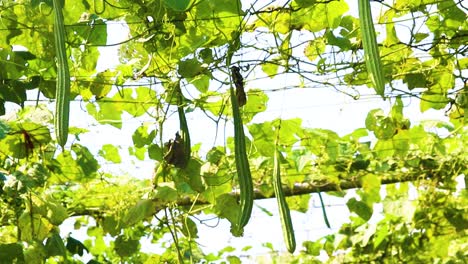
<box><xmin>0</xmin><ymin>0</ymin><xmax>467</xmax><ymax>263</ymax></box>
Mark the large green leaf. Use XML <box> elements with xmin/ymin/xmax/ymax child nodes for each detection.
<box><xmin>213</xmin><ymin>194</ymin><xmax>240</xmax><ymax>228</ymax></box>
<box><xmin>122</xmin><ymin>199</ymin><xmax>157</xmax><ymax>227</ymax></box>
<box><xmin>0</xmin><ymin>243</ymin><xmax>24</xmax><ymax>262</ymax></box>
<box><xmin>254</xmin><ymin>1</ymin><xmax>348</xmax><ymax>33</ymax></box>
<box><xmin>346</xmin><ymin>198</ymin><xmax>373</xmax><ymax>221</ymax></box>
<box><xmin>45</xmin><ymin>232</ymin><xmax>67</xmax><ymax>257</ymax></box>
<box><xmin>18</xmin><ymin>213</ymin><xmax>53</xmax><ymax>242</ymax></box>
<box><xmin>178</xmin><ymin>58</ymin><xmax>205</xmax><ymax>78</ymax></box>
<box><xmin>98</xmin><ymin>144</ymin><xmax>121</xmax><ymax>163</ymax></box>
<box><xmin>66</xmin><ymin>237</ymin><xmax>88</xmax><ymax>257</ymax></box>
<box><xmin>132</xmin><ymin>124</ymin><xmax>157</xmax><ymax>148</ymax></box>
<box><xmin>54</xmin><ymin>144</ymin><xmax>99</xmax><ymax>182</ymax></box>
<box><xmin>114</xmin><ymin>235</ymin><xmax>140</xmax><ymax>258</ymax></box>
<box><xmin>69</xmin><ymin>19</ymin><xmax>108</xmax><ymax>46</ymax></box>
<box><xmin>164</xmin><ymin>0</ymin><xmax>191</xmax><ymax>12</ymax></box>
<box><xmin>365</xmin><ymin>109</ymin><xmax>396</xmax><ymax>140</ymax></box>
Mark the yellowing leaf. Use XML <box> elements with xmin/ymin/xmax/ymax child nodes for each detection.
<box><xmin>261</xmin><ymin>62</ymin><xmax>279</xmax><ymax>78</ymax></box>
<box><xmin>304</xmin><ymin>37</ymin><xmax>326</xmax><ymax>61</ymax></box>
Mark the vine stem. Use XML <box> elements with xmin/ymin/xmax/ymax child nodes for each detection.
<box><xmin>165</xmin><ymin>208</ymin><xmax>185</xmax><ymax>263</ymax></box>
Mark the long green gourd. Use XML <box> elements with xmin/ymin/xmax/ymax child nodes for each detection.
<box><xmin>230</xmin><ymin>85</ymin><xmax>254</xmax><ymax>232</ymax></box>
<box><xmin>53</xmin><ymin>0</ymin><xmax>71</xmax><ymax>148</ymax></box>
<box><xmin>273</xmin><ymin>144</ymin><xmax>296</xmax><ymax>253</ymax></box>
<box><xmin>177</xmin><ymin>83</ymin><xmax>191</xmax><ymax>167</ymax></box>
<box><xmin>358</xmin><ymin>0</ymin><xmax>385</xmax><ymax>99</ymax></box>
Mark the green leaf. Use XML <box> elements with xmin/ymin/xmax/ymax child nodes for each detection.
<box><xmin>178</xmin><ymin>58</ymin><xmax>204</xmax><ymax>78</ymax></box>
<box><xmin>261</xmin><ymin>61</ymin><xmax>279</xmax><ymax>78</ymax></box>
<box><xmin>129</xmin><ymin>146</ymin><xmax>146</xmax><ymax>160</ymax></box>
<box><xmin>299</xmin><ymin>128</ymin><xmax>340</xmax><ymax>160</ymax></box>
<box><xmin>382</xmin><ymin>10</ymin><xmax>399</xmax><ymax>46</ymax></box>
<box><xmin>392</xmin><ymin>130</ymin><xmax>410</xmax><ymax>157</ymax></box>
<box><xmin>87</xmin><ymin>87</ymin><xmax>156</xmax><ymax>128</ymax></box>
<box><xmin>23</xmin><ymin>243</ymin><xmax>47</xmax><ymax>264</ymax></box>
<box><xmin>344</xmin><ymin>128</ymin><xmax>368</xmax><ymax>141</ymax></box>
<box><xmin>183</xmin><ymin>159</ymin><xmax>205</xmax><ymax>193</ymax></box>
<box><xmin>420</xmin><ymin>90</ymin><xmax>449</xmax><ymax>112</ymax></box>
<box><xmin>242</xmin><ymin>89</ymin><xmax>268</xmax><ymax>123</ymax></box>
<box><xmin>293</xmin><ymin>1</ymin><xmax>349</xmax><ymax>32</ymax></box>
<box><xmin>114</xmin><ymin>235</ymin><xmax>140</xmax><ymax>258</ymax></box>
<box><xmin>292</xmin><ymin>0</ymin><xmax>317</xmax><ymax>8</ymax></box>
<box><xmin>189</xmin><ymin>74</ymin><xmax>210</xmax><ymax>93</ymax></box>
<box><xmin>279</xmin><ymin>32</ymin><xmax>292</xmax><ymax>61</ymax></box>
<box><xmin>219</xmin><ymin>246</ymin><xmax>236</xmax><ymax>255</ymax></box>
<box><xmin>414</xmin><ymin>33</ymin><xmax>429</xmax><ymax>43</ymax></box>
<box><xmin>273</xmin><ymin>118</ymin><xmax>302</xmax><ymax>147</ymax></box>
<box><xmin>303</xmin><ymin>241</ymin><xmax>321</xmax><ymax>256</ymax></box>
<box><xmin>0</xmin><ymin>243</ymin><xmax>24</xmax><ymax>262</ymax></box>
<box><xmin>0</xmin><ymin>81</ymin><xmax>27</xmax><ymax>105</ymax></box>
<box><xmin>206</xmin><ymin>147</ymin><xmax>224</xmax><ymax>164</ymax></box>
<box><xmin>89</xmin><ymin>70</ymin><xmax>114</xmax><ymax>98</ymax></box>
<box><xmin>403</xmin><ymin>73</ymin><xmax>427</xmax><ymax>89</ymax></box>
<box><xmin>390</xmin><ymin>97</ymin><xmax>403</xmax><ymax>121</ymax></box>
<box><xmin>54</xmin><ymin>144</ymin><xmax>99</xmax><ymax>182</ymax></box>
<box><xmin>132</xmin><ymin>124</ymin><xmax>156</xmax><ymax>148</ymax></box>
<box><xmin>198</xmin><ymin>48</ymin><xmax>213</xmax><ymax>63</ymax></box>
<box><xmin>18</xmin><ymin>213</ymin><xmax>53</xmax><ymax>242</ymax></box>
<box><xmin>373</xmin><ymin>221</ymin><xmax>389</xmax><ymax>249</ymax></box>
<box><xmin>87</xmin><ymin>260</ymin><xmax>103</xmax><ymax>264</ymax></box>
<box><xmin>325</xmin><ymin>30</ymin><xmax>352</xmax><ymax>51</ymax></box>
<box><xmin>242</xmin><ymin>245</ymin><xmax>252</xmax><ymax>252</ymax></box>
<box><xmin>181</xmin><ymin>217</ymin><xmax>198</xmax><ymax>239</ymax></box>
<box><xmin>248</xmin><ymin>121</ymin><xmax>274</xmax><ymax>156</ymax></box>
<box><xmin>164</xmin><ymin>0</ymin><xmax>191</xmax><ymax>11</ymax></box>
<box><xmin>0</xmin><ymin>121</ymin><xmax>51</xmax><ymax>159</ymax></box>
<box><xmin>262</xmin><ymin>242</ymin><xmax>275</xmax><ymax>251</ymax></box>
<box><xmin>214</xmin><ymin>194</ymin><xmax>240</xmax><ymax>228</ymax></box>
<box><xmin>286</xmin><ymin>194</ymin><xmax>310</xmax><ymax>213</ymax></box>
<box><xmin>45</xmin><ymin>197</ymin><xmax>68</xmax><ymax>225</ymax></box>
<box><xmin>346</xmin><ymin>198</ymin><xmax>373</xmax><ymax>221</ymax></box>
<box><xmin>360</xmin><ymin>174</ymin><xmax>381</xmax><ymax>204</ymax></box>
<box><xmin>374</xmin><ymin>139</ymin><xmax>394</xmax><ymax>159</ymax></box>
<box><xmin>86</xmin><ymin>102</ymin><xmax>122</xmax><ymax>129</ymax></box>
<box><xmin>197</xmin><ymin>91</ymin><xmax>226</xmax><ymax>117</ymax></box>
<box><xmin>430</xmin><ymin>236</ymin><xmax>451</xmax><ymax>258</ymax></box>
<box><xmin>153</xmin><ymin>184</ymin><xmax>178</xmax><ymax>203</ymax></box>
<box><xmin>79</xmin><ymin>46</ymin><xmax>100</xmax><ymax>73</ymax></box>
<box><xmin>102</xmin><ymin>216</ymin><xmax>120</xmax><ymax>236</ymax></box>
<box><xmin>45</xmin><ymin>232</ymin><xmax>67</xmax><ymax>257</ymax></box>
<box><xmin>227</xmin><ymin>255</ymin><xmax>241</xmax><ymax>264</ymax></box>
<box><xmin>0</xmin><ymin>120</ymin><xmax>10</xmax><ymax>140</ymax></box>
<box><xmin>365</xmin><ymin>109</ymin><xmax>396</xmax><ymax>140</ymax></box>
<box><xmin>122</xmin><ymin>199</ymin><xmax>156</xmax><ymax>227</ymax></box>
<box><xmin>70</xmin><ymin>19</ymin><xmax>108</xmax><ymax>46</ymax></box>
<box><xmin>125</xmin><ymin>87</ymin><xmax>157</xmax><ymax>117</ymax></box>
<box><xmin>71</xmin><ymin>144</ymin><xmax>100</xmax><ymax>177</ymax></box>
<box><xmin>66</xmin><ymin>237</ymin><xmax>88</xmax><ymax>256</ymax></box>
<box><xmin>191</xmin><ymin>0</ymin><xmax>243</xmax><ymax>46</ymax></box>
<box><xmin>55</xmin><ymin>151</ymin><xmax>85</xmax><ymax>181</ymax></box>
<box><xmin>148</xmin><ymin>143</ymin><xmax>164</xmax><ymax>161</ymax></box>
<box><xmin>99</xmin><ymin>144</ymin><xmax>121</xmax><ymax>163</ymax></box>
